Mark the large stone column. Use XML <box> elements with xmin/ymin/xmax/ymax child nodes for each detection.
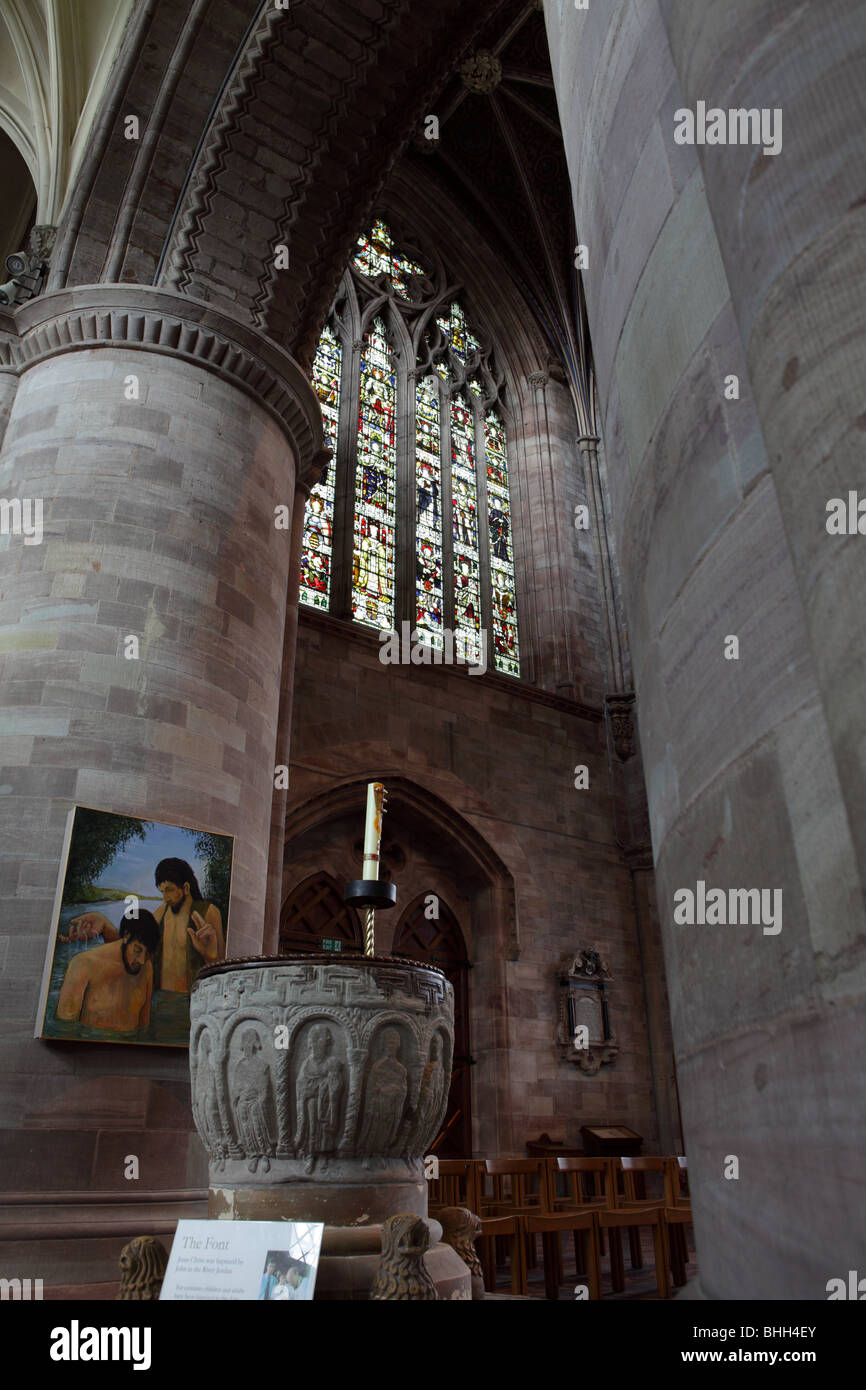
<box><xmin>0</xmin><ymin>285</ymin><xmax>321</xmax><ymax>1212</ymax></box>
<box><xmin>546</xmin><ymin>0</ymin><xmax>866</xmax><ymax>1298</ymax></box>
<box><xmin>658</xmin><ymin>0</ymin><xmax>866</xmax><ymax>879</ymax></box>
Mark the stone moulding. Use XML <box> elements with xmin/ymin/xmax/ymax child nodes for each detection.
<box><xmin>190</xmin><ymin>954</ymin><xmax>454</xmax><ymax>1188</ymax></box>
<box><xmin>6</xmin><ymin>285</ymin><xmax>329</xmax><ymax>490</ymax></box>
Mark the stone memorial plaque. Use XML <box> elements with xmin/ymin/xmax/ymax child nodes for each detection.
<box><xmin>160</xmin><ymin>1219</ymin><xmax>323</xmax><ymax>1301</ymax></box>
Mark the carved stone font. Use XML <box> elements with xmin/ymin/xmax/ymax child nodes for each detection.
<box><xmin>190</xmin><ymin>955</ymin><xmax>454</xmax><ymax>1210</ymax></box>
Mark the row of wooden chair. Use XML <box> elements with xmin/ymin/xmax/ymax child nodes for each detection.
<box><xmin>429</xmin><ymin>1155</ymin><xmax>692</xmax><ymax>1299</ymax></box>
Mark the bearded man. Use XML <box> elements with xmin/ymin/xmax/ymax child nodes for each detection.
<box><xmin>56</xmin><ymin>911</ymin><xmax>159</xmax><ymax>1032</ymax></box>
<box><xmin>151</xmin><ymin>857</ymin><xmax>225</xmax><ymax>993</ymax></box>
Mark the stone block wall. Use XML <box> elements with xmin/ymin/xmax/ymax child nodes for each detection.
<box><xmin>546</xmin><ymin>0</ymin><xmax>866</xmax><ymax>1298</ymax></box>
<box><xmin>286</xmin><ymin>611</ymin><xmax>665</xmax><ymax>1157</ymax></box>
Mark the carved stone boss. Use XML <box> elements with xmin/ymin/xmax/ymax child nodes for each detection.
<box><xmin>190</xmin><ymin>955</ymin><xmax>453</xmax><ymax>1188</ymax></box>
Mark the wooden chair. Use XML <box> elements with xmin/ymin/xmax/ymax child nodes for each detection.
<box><xmin>428</xmin><ymin>1159</ymin><xmax>479</xmax><ymax>1216</ymax></box>
<box><xmin>482</xmin><ymin>1158</ymin><xmax>548</xmax><ymax>1273</ymax></box>
<box><xmin>663</xmin><ymin>1156</ymin><xmax>692</xmax><ymax>1288</ymax></box>
<box><xmin>553</xmin><ymin>1156</ymin><xmax>612</xmax><ymax>1216</ymax></box>
<box><xmin>482</xmin><ymin>1158</ymin><xmax>548</xmax><ymax>1213</ymax></box>
<box><xmin>596</xmin><ymin>1204</ymin><xmax>670</xmax><ymax>1298</ymax></box>
<box><xmin>477</xmin><ymin>1215</ymin><xmax>526</xmax><ymax>1296</ymax></box>
<box><xmin>616</xmin><ymin>1156</ymin><xmax>668</xmax><ymax>1272</ymax></box>
<box><xmin>602</xmin><ymin>1156</ymin><xmax>670</xmax><ymax>1297</ymax></box>
<box><xmin>552</xmin><ymin>1156</ymin><xmax>613</xmax><ymax>1268</ymax></box>
<box><xmin>521</xmin><ymin>1210</ymin><xmax>602</xmax><ymax>1300</ymax></box>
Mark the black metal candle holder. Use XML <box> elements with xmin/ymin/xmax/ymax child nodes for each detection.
<box><xmin>343</xmin><ymin>879</ymin><xmax>397</xmax><ymax>910</ymax></box>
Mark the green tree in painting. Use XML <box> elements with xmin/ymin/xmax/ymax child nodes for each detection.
<box><xmin>181</xmin><ymin>830</ymin><xmax>232</xmax><ymax>918</ymax></box>
<box><xmin>63</xmin><ymin>810</ymin><xmax>149</xmax><ymax>903</ymax></box>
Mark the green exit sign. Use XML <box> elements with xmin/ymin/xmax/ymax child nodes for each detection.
<box><xmin>321</xmin><ymin>938</ymin><xmax>343</xmax><ymax>952</ymax></box>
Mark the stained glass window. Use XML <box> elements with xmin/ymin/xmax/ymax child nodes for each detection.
<box><xmin>352</xmin><ymin>317</ymin><xmax>396</xmax><ymax>629</ymax></box>
<box><xmin>352</xmin><ymin>219</ymin><xmax>427</xmax><ymax>301</ymax></box>
<box><xmin>436</xmin><ymin>302</ymin><xmax>480</xmax><ymax>361</ymax></box>
<box><xmin>451</xmin><ymin>393</ymin><xmax>482</xmax><ymax>663</ymax></box>
<box><xmin>415</xmin><ymin>375</ymin><xmax>443</xmax><ymax>649</ymax></box>
<box><xmin>300</xmin><ymin>325</ymin><xmax>341</xmax><ymax>610</ymax></box>
<box><xmin>485</xmin><ymin>412</ymin><xmax>519</xmax><ymax>676</ymax></box>
<box><xmin>301</xmin><ymin>236</ymin><xmax>521</xmax><ymax>679</ymax></box>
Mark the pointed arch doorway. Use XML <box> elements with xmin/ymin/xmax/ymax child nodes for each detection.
<box><xmin>393</xmin><ymin>893</ymin><xmax>472</xmax><ymax>1159</ymax></box>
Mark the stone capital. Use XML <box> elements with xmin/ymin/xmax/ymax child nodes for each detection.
<box><xmin>8</xmin><ymin>285</ymin><xmax>324</xmax><ymax>486</ymax></box>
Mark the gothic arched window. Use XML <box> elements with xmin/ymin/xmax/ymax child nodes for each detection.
<box><xmin>300</xmin><ymin>219</ymin><xmax>520</xmax><ymax>678</ymax></box>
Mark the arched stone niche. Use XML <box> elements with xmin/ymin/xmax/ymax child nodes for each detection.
<box><xmin>280</xmin><ymin>775</ymin><xmax>519</xmax><ymax>1156</ymax></box>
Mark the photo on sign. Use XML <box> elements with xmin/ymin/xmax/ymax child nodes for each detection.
<box><xmin>160</xmin><ymin>1220</ymin><xmax>323</xmax><ymax>1301</ymax></box>
<box><xmin>35</xmin><ymin>806</ymin><xmax>234</xmax><ymax>1048</ymax></box>
<box><xmin>258</xmin><ymin>1247</ymin><xmax>316</xmax><ymax>1301</ymax></box>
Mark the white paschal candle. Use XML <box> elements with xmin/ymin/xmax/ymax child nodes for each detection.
<box><xmin>362</xmin><ymin>782</ymin><xmax>384</xmax><ymax>880</ymax></box>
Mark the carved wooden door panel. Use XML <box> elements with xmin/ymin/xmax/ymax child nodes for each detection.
<box><xmin>392</xmin><ymin>894</ymin><xmax>472</xmax><ymax>1159</ymax></box>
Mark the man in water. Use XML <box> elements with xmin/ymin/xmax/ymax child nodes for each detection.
<box><xmin>64</xmin><ymin>858</ymin><xmax>224</xmax><ymax>990</ymax></box>
<box><xmin>56</xmin><ymin>911</ymin><xmax>159</xmax><ymax>1032</ymax></box>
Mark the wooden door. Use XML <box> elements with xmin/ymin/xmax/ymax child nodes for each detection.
<box><xmin>279</xmin><ymin>872</ymin><xmax>362</xmax><ymax>953</ymax></box>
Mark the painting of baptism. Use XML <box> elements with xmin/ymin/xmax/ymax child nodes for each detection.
<box><xmin>37</xmin><ymin>806</ymin><xmax>233</xmax><ymax>1047</ymax></box>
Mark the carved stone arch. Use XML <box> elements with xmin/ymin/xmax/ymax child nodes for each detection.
<box><xmin>279</xmin><ymin>870</ymin><xmax>362</xmax><ymax>955</ymax></box>
<box><xmin>281</xmin><ymin>774</ymin><xmax>520</xmax><ymax>1156</ymax></box>
<box><xmin>189</xmin><ymin>1020</ymin><xmax>234</xmax><ymax>1165</ymax></box>
<box><xmin>282</xmin><ymin>774</ymin><xmax>519</xmax><ymax>960</ymax></box>
<box><xmin>117</xmin><ymin>0</ymin><xmax>502</xmax><ymax>365</ymax></box>
<box><xmin>356</xmin><ymin>295</ymin><xmax>395</xmax><ymax>345</ymax></box>
<box><xmin>284</xmin><ymin>1004</ymin><xmax>359</xmax><ymax>1056</ymax></box>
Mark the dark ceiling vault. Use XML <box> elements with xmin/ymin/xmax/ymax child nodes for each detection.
<box><xmin>406</xmin><ymin>0</ymin><xmax>593</xmax><ymax>426</ymax></box>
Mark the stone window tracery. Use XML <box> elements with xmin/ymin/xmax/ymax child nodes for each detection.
<box><xmin>299</xmin><ymin>218</ymin><xmax>520</xmax><ymax>678</ymax></box>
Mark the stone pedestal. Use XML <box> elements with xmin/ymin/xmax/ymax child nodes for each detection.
<box><xmin>190</xmin><ymin>953</ymin><xmax>470</xmax><ymax>1299</ymax></box>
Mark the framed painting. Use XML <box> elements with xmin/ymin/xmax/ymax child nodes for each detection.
<box><xmin>35</xmin><ymin>805</ymin><xmax>234</xmax><ymax>1047</ymax></box>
